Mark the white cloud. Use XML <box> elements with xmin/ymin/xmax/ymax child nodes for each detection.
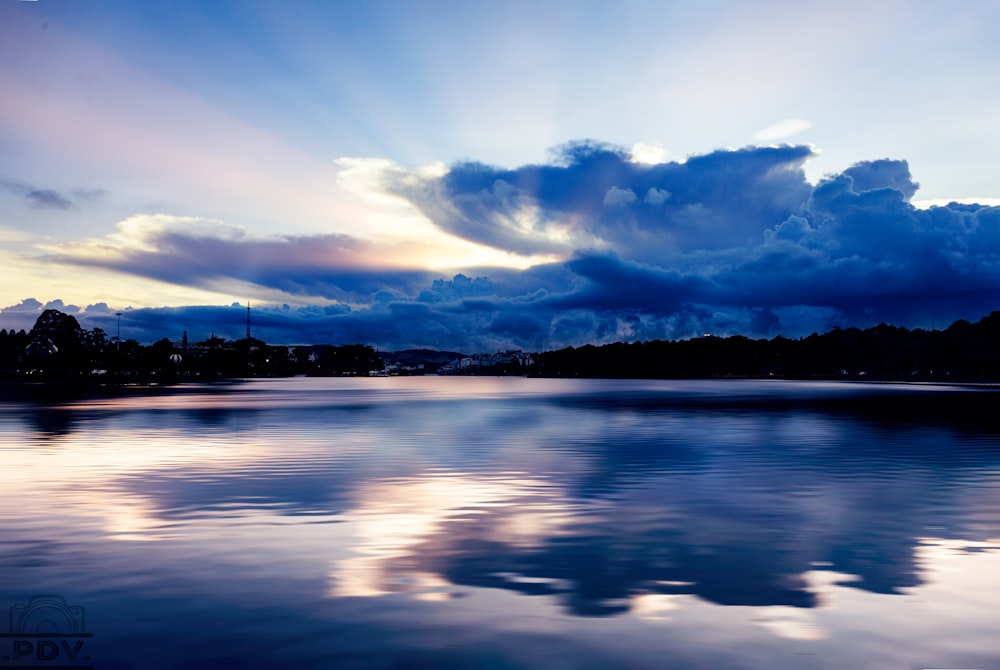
<box><xmin>629</xmin><ymin>142</ymin><xmax>669</xmax><ymax>165</ymax></box>
<box><xmin>752</xmin><ymin>118</ymin><xmax>813</xmax><ymax>142</ymax></box>
<box><xmin>911</xmin><ymin>197</ymin><xmax>1000</xmax><ymax>210</ymax></box>
<box><xmin>603</xmin><ymin>187</ymin><xmax>638</xmax><ymax>207</ymax></box>
<box><xmin>336</xmin><ymin>157</ymin><xmax>556</xmax><ymax>269</ymax></box>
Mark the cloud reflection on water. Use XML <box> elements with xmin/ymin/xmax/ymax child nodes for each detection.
<box><xmin>1</xmin><ymin>378</ymin><xmax>999</xmax><ymax>668</ymax></box>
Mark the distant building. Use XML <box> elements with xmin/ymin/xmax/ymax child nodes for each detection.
<box><xmin>446</xmin><ymin>350</ymin><xmax>534</xmax><ymax>373</ymax></box>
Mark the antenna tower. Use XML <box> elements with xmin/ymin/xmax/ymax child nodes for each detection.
<box><xmin>246</xmin><ymin>302</ymin><xmax>252</xmax><ymax>340</ymax></box>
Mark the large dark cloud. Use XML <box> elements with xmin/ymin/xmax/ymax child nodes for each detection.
<box><xmin>379</xmin><ymin>143</ymin><xmax>1000</xmax><ymax>344</ymax></box>
<box><xmin>387</xmin><ymin>141</ymin><xmax>816</xmax><ymax>261</ymax></box>
<box><xmin>12</xmin><ymin>142</ymin><xmax>1000</xmax><ymax>350</ymax></box>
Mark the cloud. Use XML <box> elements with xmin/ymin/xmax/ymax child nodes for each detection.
<box><xmin>628</xmin><ymin>142</ymin><xmax>670</xmax><ymax>165</ymax></box>
<box><xmin>840</xmin><ymin>159</ymin><xmax>918</xmax><ymax>201</ymax></box>
<box><xmin>72</xmin><ymin>188</ymin><xmax>108</xmax><ymax>202</ymax></box>
<box><xmin>42</xmin><ymin>299</ymin><xmax>80</xmax><ymax>314</ymax></box>
<box><xmin>603</xmin><ymin>186</ymin><xmax>638</xmax><ymax>208</ymax></box>
<box><xmin>374</xmin><ymin>142</ymin><xmax>1000</xmax><ymax>341</ymax></box>
<box><xmin>0</xmin><ymin>178</ymin><xmax>105</xmax><ymax>210</ymax></box>
<box><xmin>1</xmin><ymin>178</ymin><xmax>70</xmax><ymax>210</ymax></box>
<box><xmin>913</xmin><ymin>197</ymin><xmax>1000</xmax><ymax>210</ymax></box>
<box><xmin>751</xmin><ymin>118</ymin><xmax>812</xmax><ymax>142</ymax></box>
<box><xmin>2</xmin><ymin>298</ymin><xmax>44</xmax><ymax>313</ymax></box>
<box><xmin>18</xmin><ymin>142</ymin><xmax>1000</xmax><ymax>350</ymax></box>
<box><xmin>383</xmin><ymin>141</ymin><xmax>817</xmax><ymax>262</ymax></box>
<box><xmin>44</xmin><ymin>214</ymin><xmax>437</xmax><ymax>304</ymax></box>
<box><xmin>0</xmin><ymin>298</ymin><xmax>47</xmax><ymax>333</ymax></box>
<box><xmin>25</xmin><ymin>188</ymin><xmax>75</xmax><ymax>210</ymax></box>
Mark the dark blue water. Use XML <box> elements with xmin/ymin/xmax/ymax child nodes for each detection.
<box><xmin>1</xmin><ymin>378</ymin><xmax>998</xmax><ymax>669</ymax></box>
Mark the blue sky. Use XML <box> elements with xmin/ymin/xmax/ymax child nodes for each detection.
<box><xmin>2</xmin><ymin>0</ymin><xmax>1000</xmax><ymax>349</ymax></box>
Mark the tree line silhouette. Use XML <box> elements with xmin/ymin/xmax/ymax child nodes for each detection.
<box><xmin>0</xmin><ymin>309</ymin><xmax>382</xmax><ymax>382</ymax></box>
<box><xmin>534</xmin><ymin>312</ymin><xmax>1000</xmax><ymax>380</ymax></box>
<box><xmin>2</xmin><ymin>307</ymin><xmax>1000</xmax><ymax>383</ymax></box>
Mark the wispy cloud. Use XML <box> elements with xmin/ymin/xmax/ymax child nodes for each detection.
<box><xmin>0</xmin><ymin>178</ymin><xmax>79</xmax><ymax>210</ymax></box>
<box><xmin>752</xmin><ymin>118</ymin><xmax>812</xmax><ymax>142</ymax></box>
<box><xmin>44</xmin><ymin>214</ymin><xmax>437</xmax><ymax>304</ymax></box>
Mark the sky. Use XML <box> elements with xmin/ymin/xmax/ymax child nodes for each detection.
<box><xmin>2</xmin><ymin>0</ymin><xmax>1000</xmax><ymax>351</ymax></box>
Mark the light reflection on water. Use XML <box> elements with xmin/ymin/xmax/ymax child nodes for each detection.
<box><xmin>1</xmin><ymin>377</ymin><xmax>999</xmax><ymax>669</ymax></box>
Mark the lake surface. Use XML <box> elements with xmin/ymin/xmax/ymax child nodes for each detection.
<box><xmin>1</xmin><ymin>377</ymin><xmax>999</xmax><ymax>669</ymax></box>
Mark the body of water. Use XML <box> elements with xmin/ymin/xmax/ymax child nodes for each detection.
<box><xmin>1</xmin><ymin>377</ymin><xmax>999</xmax><ymax>669</ymax></box>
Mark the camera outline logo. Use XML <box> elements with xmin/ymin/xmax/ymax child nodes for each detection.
<box><xmin>1</xmin><ymin>595</ymin><xmax>93</xmax><ymax>669</ymax></box>
<box><xmin>10</xmin><ymin>595</ymin><xmax>86</xmax><ymax>636</ymax></box>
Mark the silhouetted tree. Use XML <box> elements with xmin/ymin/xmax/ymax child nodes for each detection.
<box><xmin>25</xmin><ymin>309</ymin><xmax>87</xmax><ymax>376</ymax></box>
